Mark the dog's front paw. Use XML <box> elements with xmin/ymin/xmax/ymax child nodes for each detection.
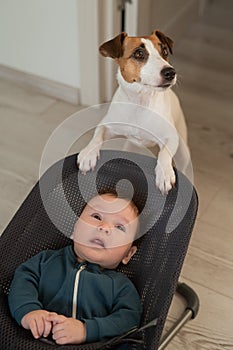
<box><xmin>155</xmin><ymin>163</ymin><xmax>176</xmax><ymax>195</ymax></box>
<box><xmin>77</xmin><ymin>146</ymin><xmax>100</xmax><ymax>174</ymax></box>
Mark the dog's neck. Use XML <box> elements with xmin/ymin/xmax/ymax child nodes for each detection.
<box><xmin>116</xmin><ymin>69</ymin><xmax>164</xmax><ymax>107</ymax></box>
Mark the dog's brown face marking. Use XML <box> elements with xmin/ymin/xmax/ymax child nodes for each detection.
<box><xmin>152</xmin><ymin>30</ymin><xmax>173</xmax><ymax>57</ymax></box>
<box><xmin>99</xmin><ymin>30</ymin><xmax>174</xmax><ymax>84</ymax></box>
<box><xmin>117</xmin><ymin>38</ymin><xmax>147</xmax><ymax>83</ymax></box>
<box><xmin>147</xmin><ymin>35</ymin><xmax>169</xmax><ymax>60</ymax></box>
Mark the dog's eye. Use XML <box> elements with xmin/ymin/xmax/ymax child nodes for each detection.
<box><xmin>161</xmin><ymin>46</ymin><xmax>168</xmax><ymax>58</ymax></box>
<box><xmin>132</xmin><ymin>48</ymin><xmax>146</xmax><ymax>61</ymax></box>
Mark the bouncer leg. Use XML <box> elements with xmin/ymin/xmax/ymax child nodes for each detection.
<box><xmin>158</xmin><ymin>283</ymin><xmax>199</xmax><ymax>350</ymax></box>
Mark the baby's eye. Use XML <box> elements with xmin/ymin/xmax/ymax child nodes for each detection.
<box><xmin>91</xmin><ymin>213</ymin><xmax>102</xmax><ymax>221</ymax></box>
<box><xmin>115</xmin><ymin>224</ymin><xmax>126</xmax><ymax>232</ymax></box>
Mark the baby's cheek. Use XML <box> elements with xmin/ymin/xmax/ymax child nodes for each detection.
<box><xmin>72</xmin><ymin>221</ymin><xmax>89</xmax><ymax>240</ymax></box>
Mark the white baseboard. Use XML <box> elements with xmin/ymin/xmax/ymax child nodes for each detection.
<box><xmin>0</xmin><ymin>64</ymin><xmax>80</xmax><ymax>105</ymax></box>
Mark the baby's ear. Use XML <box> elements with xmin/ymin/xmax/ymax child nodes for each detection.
<box><xmin>122</xmin><ymin>246</ymin><xmax>137</xmax><ymax>265</ymax></box>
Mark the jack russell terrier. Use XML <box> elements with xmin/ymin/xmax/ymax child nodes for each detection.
<box><xmin>77</xmin><ymin>30</ymin><xmax>189</xmax><ymax>194</ymax></box>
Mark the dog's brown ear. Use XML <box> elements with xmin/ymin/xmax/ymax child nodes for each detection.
<box><xmin>99</xmin><ymin>32</ymin><xmax>128</xmax><ymax>59</ymax></box>
<box><xmin>153</xmin><ymin>30</ymin><xmax>174</xmax><ymax>54</ymax></box>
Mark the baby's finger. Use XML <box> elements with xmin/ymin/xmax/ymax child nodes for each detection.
<box><xmin>43</xmin><ymin>320</ymin><xmax>52</xmax><ymax>338</ymax></box>
<box><xmin>52</xmin><ymin>328</ymin><xmax>67</xmax><ymax>343</ymax></box>
<box><xmin>48</xmin><ymin>312</ymin><xmax>58</xmax><ymax>317</ymax></box>
<box><xmin>52</xmin><ymin>322</ymin><xmax>65</xmax><ymax>334</ymax></box>
<box><xmin>30</xmin><ymin>319</ymin><xmax>40</xmax><ymax>339</ymax></box>
<box><xmin>47</xmin><ymin>314</ymin><xmax>66</xmax><ymax>324</ymax></box>
<box><xmin>35</xmin><ymin>318</ymin><xmax>45</xmax><ymax>338</ymax></box>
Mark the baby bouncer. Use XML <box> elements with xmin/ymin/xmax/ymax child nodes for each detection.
<box><xmin>0</xmin><ymin>150</ymin><xmax>199</xmax><ymax>349</ymax></box>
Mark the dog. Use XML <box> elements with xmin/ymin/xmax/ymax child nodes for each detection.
<box><xmin>77</xmin><ymin>30</ymin><xmax>189</xmax><ymax>194</ymax></box>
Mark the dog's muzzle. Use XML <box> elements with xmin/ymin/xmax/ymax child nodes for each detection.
<box><xmin>161</xmin><ymin>67</ymin><xmax>176</xmax><ymax>82</ymax></box>
<box><xmin>158</xmin><ymin>67</ymin><xmax>176</xmax><ymax>88</ymax></box>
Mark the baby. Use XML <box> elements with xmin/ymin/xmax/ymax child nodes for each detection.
<box><xmin>8</xmin><ymin>192</ymin><xmax>142</xmax><ymax>345</ymax></box>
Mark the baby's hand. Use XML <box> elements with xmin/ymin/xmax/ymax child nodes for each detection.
<box><xmin>46</xmin><ymin>314</ymin><xmax>86</xmax><ymax>345</ymax></box>
<box><xmin>21</xmin><ymin>310</ymin><xmax>58</xmax><ymax>339</ymax></box>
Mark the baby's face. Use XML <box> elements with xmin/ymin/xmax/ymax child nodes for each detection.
<box><xmin>72</xmin><ymin>194</ymin><xmax>139</xmax><ymax>269</ymax></box>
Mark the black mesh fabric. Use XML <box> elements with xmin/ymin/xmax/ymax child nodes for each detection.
<box><xmin>0</xmin><ymin>150</ymin><xmax>198</xmax><ymax>350</ymax></box>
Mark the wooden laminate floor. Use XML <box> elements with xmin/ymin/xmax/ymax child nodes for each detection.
<box><xmin>165</xmin><ymin>1</ymin><xmax>233</xmax><ymax>349</ymax></box>
<box><xmin>0</xmin><ymin>0</ymin><xmax>232</xmax><ymax>349</ymax></box>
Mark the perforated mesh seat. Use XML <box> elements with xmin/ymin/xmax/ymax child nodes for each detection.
<box><xmin>0</xmin><ymin>150</ymin><xmax>198</xmax><ymax>349</ymax></box>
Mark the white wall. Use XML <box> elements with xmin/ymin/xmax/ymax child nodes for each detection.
<box><xmin>0</xmin><ymin>0</ymin><xmax>80</xmax><ymax>88</ymax></box>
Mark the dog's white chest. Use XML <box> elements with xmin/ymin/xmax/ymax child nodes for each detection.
<box><xmin>100</xmin><ymin>102</ymin><xmax>160</xmax><ymax>147</ymax></box>
<box><xmin>110</xmin><ymin>125</ymin><xmax>156</xmax><ymax>147</ymax></box>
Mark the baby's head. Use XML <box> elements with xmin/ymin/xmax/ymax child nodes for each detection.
<box><xmin>71</xmin><ymin>192</ymin><xmax>140</xmax><ymax>269</ymax></box>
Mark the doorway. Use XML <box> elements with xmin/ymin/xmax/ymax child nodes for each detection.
<box><xmin>77</xmin><ymin>0</ymin><xmax>139</xmax><ymax>105</ymax></box>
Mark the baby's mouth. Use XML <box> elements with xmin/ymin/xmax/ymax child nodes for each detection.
<box><xmin>90</xmin><ymin>238</ymin><xmax>105</xmax><ymax>248</ymax></box>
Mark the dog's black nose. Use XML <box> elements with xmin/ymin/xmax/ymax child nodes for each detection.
<box><xmin>161</xmin><ymin>67</ymin><xmax>176</xmax><ymax>81</ymax></box>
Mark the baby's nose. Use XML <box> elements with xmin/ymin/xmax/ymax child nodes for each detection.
<box><xmin>98</xmin><ymin>224</ymin><xmax>111</xmax><ymax>235</ymax></box>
